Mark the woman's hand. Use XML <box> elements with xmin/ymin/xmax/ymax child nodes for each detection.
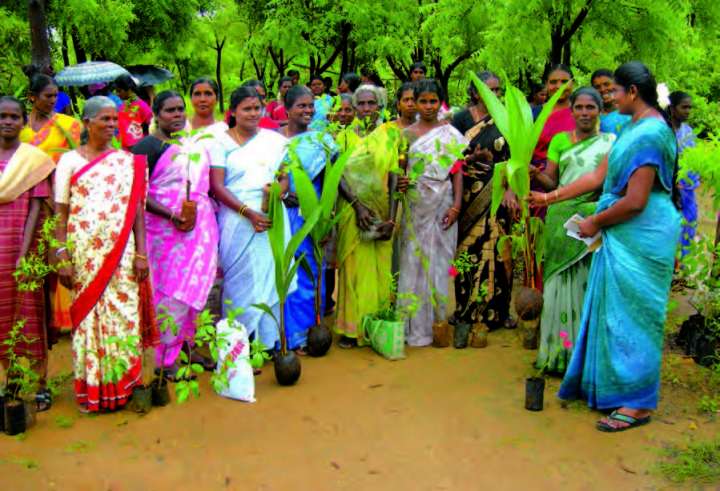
<box><xmin>528</xmin><ymin>165</ymin><xmax>541</xmax><ymax>179</ymax></box>
<box><xmin>528</xmin><ymin>191</ymin><xmax>548</xmax><ymax>208</ymax></box>
<box><xmin>502</xmin><ymin>190</ymin><xmax>520</xmax><ymax>219</ymax></box>
<box><xmin>442</xmin><ymin>206</ymin><xmax>460</xmax><ymax>230</ymax></box>
<box><xmin>578</xmin><ymin>216</ymin><xmax>600</xmax><ymax>238</ymax></box>
<box><xmin>353</xmin><ymin>202</ymin><xmax>375</xmax><ymax>231</ymax></box>
<box><xmin>134</xmin><ymin>256</ymin><xmax>149</xmax><ymax>282</ymax></box>
<box><xmin>171</xmin><ymin>213</ymin><xmax>190</xmax><ymax>231</ymax></box>
<box><xmin>397</xmin><ymin>176</ymin><xmax>410</xmax><ymax>194</ymax></box>
<box><xmin>376</xmin><ymin>221</ymin><xmax>395</xmax><ymax>241</ymax></box>
<box><xmin>245</xmin><ymin>209</ymin><xmax>272</xmax><ymax>233</ymax></box>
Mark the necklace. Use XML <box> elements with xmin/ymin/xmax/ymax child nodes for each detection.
<box><xmin>231</xmin><ymin>126</ymin><xmax>256</xmax><ymax>146</ymax></box>
<box><xmin>633</xmin><ymin>106</ymin><xmax>654</xmax><ymax>122</ymax></box>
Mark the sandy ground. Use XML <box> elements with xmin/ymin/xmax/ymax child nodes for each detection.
<box><xmin>1</xmin><ymin>321</ymin><xmax>717</xmax><ymax>491</ymax></box>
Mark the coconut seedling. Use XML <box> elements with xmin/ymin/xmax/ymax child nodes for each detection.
<box><xmin>253</xmin><ymin>183</ymin><xmax>321</xmax><ymax>385</ymax></box>
<box><xmin>286</xmin><ymin>137</ymin><xmax>351</xmax><ymax>356</ymax></box>
<box><xmin>469</xmin><ymin>72</ymin><xmax>569</xmax><ymax>339</ymax></box>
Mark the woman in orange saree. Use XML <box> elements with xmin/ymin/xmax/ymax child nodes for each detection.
<box><xmin>20</xmin><ymin>73</ymin><xmax>82</xmax><ymax>337</ymax></box>
<box><xmin>54</xmin><ymin>97</ymin><xmax>156</xmax><ymax>413</ymax></box>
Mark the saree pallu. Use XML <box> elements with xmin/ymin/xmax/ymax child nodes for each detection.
<box><xmin>559</xmin><ymin>118</ymin><xmax>679</xmax><ymax>410</ymax></box>
<box><xmin>335</xmin><ymin>123</ymin><xmax>400</xmax><ymax>343</ymax></box>
<box><xmin>536</xmin><ymin>133</ymin><xmax>615</xmax><ymax>373</ymax></box>
<box><xmin>63</xmin><ymin>150</ymin><xmax>147</xmax><ymax>412</ymax></box>
<box><xmin>143</xmin><ymin>140</ymin><xmax>219</xmax><ymax>367</ymax></box>
<box><xmin>453</xmin><ymin>118</ymin><xmax>512</xmax><ymax>329</ymax></box>
<box><xmin>21</xmin><ymin>114</ymin><xmax>82</xmax><ymax>334</ymax></box>
<box><xmin>399</xmin><ymin>125</ymin><xmax>467</xmax><ymax>346</ymax></box>
<box><xmin>211</xmin><ymin>130</ymin><xmax>292</xmax><ymax>349</ymax></box>
<box><xmin>0</xmin><ymin>145</ymin><xmax>53</xmax><ymax>361</ymax></box>
<box><xmin>284</xmin><ymin>131</ymin><xmax>338</xmax><ymax>349</ymax></box>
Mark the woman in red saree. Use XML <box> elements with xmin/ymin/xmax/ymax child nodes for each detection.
<box><xmin>54</xmin><ymin>96</ymin><xmax>155</xmax><ymax>413</ymax></box>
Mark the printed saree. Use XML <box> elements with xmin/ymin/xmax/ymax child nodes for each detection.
<box><xmin>399</xmin><ymin>124</ymin><xmax>467</xmax><ymax>346</ymax></box>
<box><xmin>56</xmin><ymin>149</ymin><xmax>152</xmax><ymax>412</ymax></box>
<box><xmin>536</xmin><ymin>132</ymin><xmax>615</xmax><ymax>373</ymax></box>
<box><xmin>559</xmin><ymin>118</ymin><xmax>680</xmax><ymax>409</ymax></box>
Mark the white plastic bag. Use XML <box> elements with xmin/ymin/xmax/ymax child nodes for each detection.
<box><xmin>215</xmin><ymin>319</ymin><xmax>255</xmax><ymax>403</ymax></box>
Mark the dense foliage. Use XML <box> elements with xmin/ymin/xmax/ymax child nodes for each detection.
<box><xmin>2</xmin><ymin>1</ymin><xmax>719</xmax><ymax>126</ymax></box>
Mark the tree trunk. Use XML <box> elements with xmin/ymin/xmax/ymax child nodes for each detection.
<box><xmin>215</xmin><ymin>37</ymin><xmax>225</xmax><ymax>113</ymax></box>
<box><xmin>71</xmin><ymin>26</ymin><xmax>87</xmax><ymax>64</ymax></box>
<box><xmin>28</xmin><ymin>0</ymin><xmax>51</xmax><ymax>72</ymax></box>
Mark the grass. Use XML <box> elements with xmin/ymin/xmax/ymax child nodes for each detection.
<box><xmin>658</xmin><ymin>438</ymin><xmax>720</xmax><ymax>485</ymax></box>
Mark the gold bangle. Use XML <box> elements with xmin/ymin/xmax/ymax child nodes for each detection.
<box><xmin>553</xmin><ymin>190</ymin><xmax>560</xmax><ymax>202</ymax></box>
<box><xmin>450</xmin><ymin>207</ymin><xmax>460</xmax><ymax>214</ymax></box>
<box><xmin>239</xmin><ymin>205</ymin><xmax>248</xmax><ymax>217</ymax></box>
<box><xmin>135</xmin><ymin>254</ymin><xmax>147</xmax><ymax>260</ymax></box>
<box><xmin>543</xmin><ymin>194</ymin><xmax>548</xmax><ymax>206</ymax></box>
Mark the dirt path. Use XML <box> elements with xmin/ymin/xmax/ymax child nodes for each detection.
<box><xmin>1</xmin><ymin>325</ymin><xmax>716</xmax><ymax>491</ymax></box>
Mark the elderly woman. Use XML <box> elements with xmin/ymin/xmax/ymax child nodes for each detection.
<box><xmin>54</xmin><ymin>96</ymin><xmax>154</xmax><ymax>413</ymax></box>
<box><xmin>0</xmin><ymin>96</ymin><xmax>55</xmax><ymax>411</ymax></box>
<box><xmin>210</xmin><ymin>87</ymin><xmax>291</xmax><ymax>349</ymax></box>
<box><xmin>335</xmin><ymin>84</ymin><xmax>403</xmax><ymax>348</ymax></box>
<box><xmin>132</xmin><ymin>91</ymin><xmax>219</xmax><ymax>377</ymax></box>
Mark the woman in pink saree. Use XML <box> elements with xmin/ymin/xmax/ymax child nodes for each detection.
<box><xmin>132</xmin><ymin>91</ymin><xmax>218</xmax><ymax>377</ymax></box>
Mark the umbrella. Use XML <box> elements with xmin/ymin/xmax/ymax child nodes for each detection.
<box><xmin>55</xmin><ymin>61</ymin><xmax>130</xmax><ymax>87</ymax></box>
<box><xmin>127</xmin><ymin>65</ymin><xmax>174</xmax><ymax>86</ymax></box>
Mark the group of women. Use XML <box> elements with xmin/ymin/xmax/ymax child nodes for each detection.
<box><xmin>0</xmin><ymin>60</ymin><xmax>696</xmax><ymax>432</ymax></box>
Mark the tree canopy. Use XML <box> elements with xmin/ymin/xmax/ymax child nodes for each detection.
<box><xmin>2</xmin><ymin>0</ymin><xmax>718</xmax><ymax>127</ymax></box>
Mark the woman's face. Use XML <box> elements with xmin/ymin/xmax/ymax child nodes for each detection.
<box><xmin>32</xmin><ymin>84</ymin><xmax>58</xmax><ymax>114</ymax></box>
<box><xmin>234</xmin><ymin>97</ymin><xmax>262</xmax><ymax>132</ymax></box>
<box><xmin>288</xmin><ymin>94</ymin><xmax>315</xmax><ymax>129</ymax></box>
<box><xmin>85</xmin><ymin>106</ymin><xmax>118</xmax><ymax>145</ymax></box>
<box><xmin>157</xmin><ymin>96</ymin><xmax>187</xmax><ymax>134</ymax></box>
<box><xmin>336</xmin><ymin>99</ymin><xmax>355</xmax><ymax>126</ymax></box>
<box><xmin>410</xmin><ymin>68</ymin><xmax>426</xmax><ymax>82</ymax></box>
<box><xmin>310</xmin><ymin>79</ymin><xmax>325</xmax><ymax>96</ymax></box>
<box><xmin>671</xmin><ymin>97</ymin><xmax>692</xmax><ymax>123</ymax></box>
<box><xmin>591</xmin><ymin>75</ymin><xmax>615</xmax><ymax>110</ymax></box>
<box><xmin>338</xmin><ymin>80</ymin><xmax>350</xmax><ymax>94</ymax></box>
<box><xmin>279</xmin><ymin>81</ymin><xmax>292</xmax><ymax>98</ymax></box>
<box><xmin>397</xmin><ymin>89</ymin><xmax>416</xmax><ymax>119</ymax></box>
<box><xmin>0</xmin><ymin>101</ymin><xmax>25</xmax><ymax>140</ymax></box>
<box><xmin>533</xmin><ymin>88</ymin><xmax>547</xmax><ymax>106</ymax></box>
<box><xmin>355</xmin><ymin>91</ymin><xmax>379</xmax><ymax>122</ymax></box>
<box><xmin>613</xmin><ymin>83</ymin><xmax>635</xmax><ymax>114</ymax></box>
<box><xmin>416</xmin><ymin>90</ymin><xmax>440</xmax><ymax>122</ymax></box>
<box><xmin>546</xmin><ymin>69</ymin><xmax>573</xmax><ymax>103</ymax></box>
<box><xmin>191</xmin><ymin>83</ymin><xmax>217</xmax><ymax>117</ymax></box>
<box><xmin>571</xmin><ymin>94</ymin><xmax>600</xmax><ymax>133</ymax></box>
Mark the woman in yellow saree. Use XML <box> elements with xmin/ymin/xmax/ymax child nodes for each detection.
<box><xmin>19</xmin><ymin>73</ymin><xmax>82</xmax><ymax>335</ymax></box>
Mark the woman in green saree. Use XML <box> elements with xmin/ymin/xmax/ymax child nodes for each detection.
<box><xmin>533</xmin><ymin>87</ymin><xmax>615</xmax><ymax>372</ymax></box>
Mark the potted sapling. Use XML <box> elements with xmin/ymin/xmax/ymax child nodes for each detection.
<box><xmin>2</xmin><ymin>321</ymin><xmax>40</xmax><ymax>435</ymax></box>
<box><xmin>470</xmin><ymin>72</ymin><xmax>569</xmax><ymax>349</ymax></box>
<box><xmin>287</xmin><ymin>140</ymin><xmax>351</xmax><ymax>356</ymax></box>
<box><xmin>253</xmin><ymin>183</ymin><xmax>321</xmax><ymax>385</ymax></box>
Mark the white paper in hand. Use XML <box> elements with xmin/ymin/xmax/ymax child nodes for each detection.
<box><xmin>563</xmin><ymin>213</ymin><xmax>602</xmax><ymax>251</ymax></box>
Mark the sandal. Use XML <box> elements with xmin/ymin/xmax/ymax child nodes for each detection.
<box><xmin>596</xmin><ymin>410</ymin><xmax>651</xmax><ymax>432</ymax></box>
<box><xmin>338</xmin><ymin>336</ymin><xmax>357</xmax><ymax>349</ymax></box>
<box><xmin>36</xmin><ymin>389</ymin><xmax>52</xmax><ymax>412</ymax></box>
<box><xmin>294</xmin><ymin>347</ymin><xmax>308</xmax><ymax>356</ymax></box>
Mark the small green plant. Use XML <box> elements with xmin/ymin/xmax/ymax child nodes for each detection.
<box><xmin>657</xmin><ymin>438</ymin><xmax>720</xmax><ymax>485</ymax></box>
<box><xmin>372</xmin><ymin>273</ymin><xmax>420</xmax><ymax>323</ymax></box>
<box><xmin>54</xmin><ymin>415</ymin><xmax>75</xmax><ymax>429</ymax></box>
<box><xmin>698</xmin><ymin>394</ymin><xmax>720</xmax><ymax>415</ymax></box>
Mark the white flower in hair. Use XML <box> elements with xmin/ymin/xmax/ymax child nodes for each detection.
<box><xmin>657</xmin><ymin>82</ymin><xmax>671</xmax><ymax>109</ymax></box>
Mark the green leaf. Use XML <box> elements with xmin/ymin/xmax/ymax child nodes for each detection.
<box><xmin>251</xmin><ymin>303</ymin><xmax>279</xmax><ymax>329</ymax></box>
<box><xmin>490</xmin><ymin>161</ymin><xmax>507</xmax><ymax>216</ymax></box>
<box><xmin>267</xmin><ymin>182</ymin><xmax>286</xmax><ymax>296</ymax></box>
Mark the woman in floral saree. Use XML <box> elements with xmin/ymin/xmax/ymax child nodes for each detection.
<box><xmin>532</xmin><ymin>88</ymin><xmax>615</xmax><ymax>373</ymax></box>
<box><xmin>531</xmin><ymin>62</ymin><xmax>680</xmax><ymax>432</ymax></box>
<box><xmin>280</xmin><ymin>86</ymin><xmax>339</xmax><ymax>352</ymax></box>
<box><xmin>132</xmin><ymin>91</ymin><xmax>218</xmax><ymax>375</ymax></box>
<box><xmin>20</xmin><ymin>73</ymin><xmax>82</xmax><ymax>336</ymax></box>
<box><xmin>400</xmin><ymin>79</ymin><xmax>466</xmax><ymax>346</ymax></box>
<box><xmin>54</xmin><ymin>97</ymin><xmax>155</xmax><ymax>413</ymax></box>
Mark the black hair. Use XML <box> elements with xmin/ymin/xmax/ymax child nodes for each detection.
<box><xmin>27</xmin><ymin>73</ymin><xmax>57</xmax><ymax>97</ymax></box>
<box><xmin>0</xmin><ymin>95</ymin><xmax>28</xmax><ymax>123</ymax></box>
<box><xmin>569</xmin><ymin>87</ymin><xmax>603</xmax><ymax>109</ymax></box>
<box><xmin>410</xmin><ymin>61</ymin><xmax>427</xmax><ymax>74</ymax></box>
<box><xmin>590</xmin><ymin>68</ymin><xmax>614</xmax><ymax>85</ymax></box>
<box><xmin>360</xmin><ymin>68</ymin><xmax>384</xmax><ymax>87</ymax></box>
<box><xmin>413</xmin><ymin>79</ymin><xmax>444</xmax><ymax>104</ymax></box>
<box><xmin>152</xmin><ymin>90</ymin><xmax>184</xmax><ymax>116</ymax></box>
<box><xmin>341</xmin><ymin>72</ymin><xmax>362</xmax><ymax>93</ymax></box>
<box><xmin>309</xmin><ymin>74</ymin><xmax>324</xmax><ymax>84</ymax></box>
<box><xmin>284</xmin><ymin>85</ymin><xmax>313</xmax><ymax>110</ymax></box>
<box><xmin>544</xmin><ymin>63</ymin><xmax>574</xmax><ymax>82</ymax></box>
<box><xmin>228</xmin><ymin>86</ymin><xmax>261</xmax><ymax>128</ymax></box>
<box><xmin>286</xmin><ymin>69</ymin><xmax>300</xmax><ymax>78</ymax></box>
<box><xmin>242</xmin><ymin>79</ymin><xmax>266</xmax><ymax>92</ymax></box>
<box><xmin>527</xmin><ymin>81</ymin><xmax>545</xmax><ymax>102</ymax></box>
<box><xmin>278</xmin><ymin>76</ymin><xmax>293</xmax><ymax>89</ymax></box>
<box><xmin>395</xmin><ymin>81</ymin><xmax>415</xmax><ymax>104</ymax></box>
<box><xmin>469</xmin><ymin>70</ymin><xmax>500</xmax><ymax>93</ymax></box>
<box><xmin>114</xmin><ymin>74</ymin><xmax>137</xmax><ymax>92</ymax></box>
<box><xmin>669</xmin><ymin>90</ymin><xmax>692</xmax><ymax>107</ymax></box>
<box><xmin>190</xmin><ymin>77</ymin><xmax>219</xmax><ymax>97</ymax></box>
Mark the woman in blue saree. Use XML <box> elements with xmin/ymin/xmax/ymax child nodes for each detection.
<box><xmin>280</xmin><ymin>86</ymin><xmax>339</xmax><ymax>353</ymax></box>
<box><xmin>531</xmin><ymin>62</ymin><xmax>680</xmax><ymax>432</ymax></box>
